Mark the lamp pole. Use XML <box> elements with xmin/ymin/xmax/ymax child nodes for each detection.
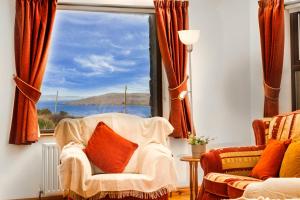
<box><xmin>187</xmin><ymin>45</ymin><xmax>194</xmax><ymax>136</ymax></box>
<box><xmin>178</xmin><ymin>29</ymin><xmax>200</xmax><ymax>137</ymax></box>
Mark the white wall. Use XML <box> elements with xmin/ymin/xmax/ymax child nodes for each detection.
<box><xmin>0</xmin><ymin>0</ymin><xmax>254</xmax><ymax>198</ymax></box>
<box><xmin>191</xmin><ymin>0</ymin><xmax>252</xmax><ymax>147</ymax></box>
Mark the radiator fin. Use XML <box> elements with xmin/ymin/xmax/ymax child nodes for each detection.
<box><xmin>42</xmin><ymin>143</ymin><xmax>61</xmax><ymax>196</ymax></box>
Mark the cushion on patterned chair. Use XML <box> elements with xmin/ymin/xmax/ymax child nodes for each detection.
<box><xmin>250</xmin><ymin>139</ymin><xmax>291</xmax><ymax>180</ymax></box>
<box><xmin>203</xmin><ymin>172</ymin><xmax>261</xmax><ymax>197</ymax></box>
<box><xmin>280</xmin><ymin>141</ymin><xmax>300</xmax><ymax>177</ymax></box>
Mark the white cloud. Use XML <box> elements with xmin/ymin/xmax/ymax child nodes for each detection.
<box><xmin>120</xmin><ymin>49</ymin><xmax>132</xmax><ymax>56</ymax></box>
<box><xmin>74</xmin><ymin>54</ymin><xmax>134</xmax><ymax>76</ymax></box>
<box><xmin>124</xmin><ymin>33</ymin><xmax>134</xmax><ymax>40</ymax></box>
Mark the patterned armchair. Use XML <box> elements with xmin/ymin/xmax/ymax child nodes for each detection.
<box><xmin>198</xmin><ymin>111</ymin><xmax>300</xmax><ymax>200</ymax></box>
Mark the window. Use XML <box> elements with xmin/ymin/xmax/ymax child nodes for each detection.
<box><xmin>290</xmin><ymin>12</ymin><xmax>300</xmax><ymax>110</ymax></box>
<box><xmin>38</xmin><ymin>8</ymin><xmax>162</xmax><ymax>133</ymax></box>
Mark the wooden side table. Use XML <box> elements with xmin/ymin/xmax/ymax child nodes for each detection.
<box><xmin>180</xmin><ymin>156</ymin><xmax>201</xmax><ymax>200</ymax></box>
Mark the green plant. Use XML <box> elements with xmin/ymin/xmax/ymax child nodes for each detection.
<box><xmin>188</xmin><ymin>135</ymin><xmax>214</xmax><ymax>145</ymax></box>
<box><xmin>37</xmin><ymin>108</ymin><xmax>52</xmax><ymax>115</ymax></box>
<box><xmin>38</xmin><ymin>118</ymin><xmax>55</xmax><ymax>130</ymax></box>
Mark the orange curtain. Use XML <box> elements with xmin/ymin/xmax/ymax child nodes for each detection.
<box><xmin>10</xmin><ymin>0</ymin><xmax>57</xmax><ymax>145</ymax></box>
<box><xmin>154</xmin><ymin>0</ymin><xmax>191</xmax><ymax>138</ymax></box>
<box><xmin>258</xmin><ymin>0</ymin><xmax>285</xmax><ymax>117</ymax></box>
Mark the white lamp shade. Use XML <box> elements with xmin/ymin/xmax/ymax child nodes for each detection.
<box><xmin>178</xmin><ymin>30</ymin><xmax>200</xmax><ymax>45</ymax></box>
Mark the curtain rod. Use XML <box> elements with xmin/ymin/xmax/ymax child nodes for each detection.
<box><xmin>57</xmin><ymin>3</ymin><xmax>155</xmax><ymax>14</ymax></box>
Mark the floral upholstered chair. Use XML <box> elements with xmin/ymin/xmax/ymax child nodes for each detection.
<box><xmin>198</xmin><ymin>111</ymin><xmax>300</xmax><ymax>200</ymax></box>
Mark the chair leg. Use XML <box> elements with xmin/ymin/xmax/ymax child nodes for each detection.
<box><xmin>197</xmin><ymin>183</ymin><xmax>205</xmax><ymax>200</ymax></box>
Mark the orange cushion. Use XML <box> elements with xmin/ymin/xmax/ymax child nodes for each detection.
<box><xmin>250</xmin><ymin>139</ymin><xmax>291</xmax><ymax>180</ymax></box>
<box><xmin>83</xmin><ymin>122</ymin><xmax>138</xmax><ymax>173</ymax></box>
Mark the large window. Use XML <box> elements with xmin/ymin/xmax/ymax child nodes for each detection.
<box><xmin>38</xmin><ymin>8</ymin><xmax>162</xmax><ymax>132</ymax></box>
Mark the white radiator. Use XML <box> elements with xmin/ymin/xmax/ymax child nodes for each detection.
<box><xmin>42</xmin><ymin>143</ymin><xmax>61</xmax><ymax>196</ymax></box>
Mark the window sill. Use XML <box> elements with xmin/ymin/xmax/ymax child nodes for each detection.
<box><xmin>40</xmin><ymin>133</ymin><xmax>55</xmax><ymax>137</ymax></box>
<box><xmin>40</xmin><ymin>129</ymin><xmax>55</xmax><ymax>137</ymax></box>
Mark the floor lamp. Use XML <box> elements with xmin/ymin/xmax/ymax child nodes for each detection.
<box><xmin>178</xmin><ymin>30</ymin><xmax>200</xmax><ymax>136</ymax></box>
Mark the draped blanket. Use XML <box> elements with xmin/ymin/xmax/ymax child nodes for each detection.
<box><xmin>55</xmin><ymin>113</ymin><xmax>178</xmax><ymax>199</ymax></box>
<box><xmin>242</xmin><ymin>178</ymin><xmax>300</xmax><ymax>199</ymax></box>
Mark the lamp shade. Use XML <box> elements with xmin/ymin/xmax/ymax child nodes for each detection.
<box><xmin>178</xmin><ymin>30</ymin><xmax>200</xmax><ymax>45</ymax></box>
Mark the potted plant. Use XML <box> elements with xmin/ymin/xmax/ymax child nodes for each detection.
<box><xmin>188</xmin><ymin>135</ymin><xmax>214</xmax><ymax>158</ymax></box>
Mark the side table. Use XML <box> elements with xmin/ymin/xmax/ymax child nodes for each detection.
<box><xmin>180</xmin><ymin>156</ymin><xmax>200</xmax><ymax>200</ymax></box>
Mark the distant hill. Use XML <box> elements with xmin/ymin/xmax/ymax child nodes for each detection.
<box><xmin>65</xmin><ymin>93</ymin><xmax>150</xmax><ymax>106</ymax></box>
<box><xmin>40</xmin><ymin>95</ymin><xmax>83</xmax><ymax>101</ymax></box>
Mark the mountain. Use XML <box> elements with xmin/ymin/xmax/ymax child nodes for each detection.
<box><xmin>65</xmin><ymin>93</ymin><xmax>150</xmax><ymax>106</ymax></box>
<box><xmin>40</xmin><ymin>95</ymin><xmax>83</xmax><ymax>101</ymax></box>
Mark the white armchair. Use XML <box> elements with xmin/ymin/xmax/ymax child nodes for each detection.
<box><xmin>55</xmin><ymin>113</ymin><xmax>177</xmax><ymax>200</ymax></box>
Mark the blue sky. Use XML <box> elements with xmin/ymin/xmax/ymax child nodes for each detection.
<box><xmin>42</xmin><ymin>10</ymin><xmax>150</xmax><ymax>97</ymax></box>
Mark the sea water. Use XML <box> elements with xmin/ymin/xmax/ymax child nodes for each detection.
<box><xmin>37</xmin><ymin>100</ymin><xmax>151</xmax><ymax>118</ymax></box>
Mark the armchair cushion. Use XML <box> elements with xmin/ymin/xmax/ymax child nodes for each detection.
<box><xmin>203</xmin><ymin>173</ymin><xmax>260</xmax><ymax>198</ymax></box>
<box><xmin>83</xmin><ymin>122</ymin><xmax>138</xmax><ymax>173</ymax></box>
<box><xmin>227</xmin><ymin>179</ymin><xmax>262</xmax><ymax>198</ymax></box>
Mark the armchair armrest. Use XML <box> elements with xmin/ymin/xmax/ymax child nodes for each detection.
<box><xmin>252</xmin><ymin>118</ymin><xmax>272</xmax><ymax>145</ymax></box>
<box><xmin>58</xmin><ymin>143</ymin><xmax>92</xmax><ymax>194</ymax></box>
<box><xmin>201</xmin><ymin>145</ymin><xmax>265</xmax><ymax>176</ymax></box>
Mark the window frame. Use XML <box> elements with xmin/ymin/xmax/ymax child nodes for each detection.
<box><xmin>290</xmin><ymin>12</ymin><xmax>300</xmax><ymax>110</ymax></box>
<box><xmin>39</xmin><ymin>4</ymin><xmax>162</xmax><ymax>135</ymax></box>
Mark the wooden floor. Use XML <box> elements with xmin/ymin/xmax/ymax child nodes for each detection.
<box><xmin>170</xmin><ymin>194</ymin><xmax>189</xmax><ymax>200</ymax></box>
<box><xmin>169</xmin><ymin>188</ymin><xmax>190</xmax><ymax>200</ymax></box>
<box><xmin>19</xmin><ymin>189</ymin><xmax>191</xmax><ymax>200</ymax></box>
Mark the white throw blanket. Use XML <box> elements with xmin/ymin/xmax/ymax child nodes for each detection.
<box><xmin>55</xmin><ymin>113</ymin><xmax>178</xmax><ymax>199</ymax></box>
<box><xmin>240</xmin><ymin>178</ymin><xmax>300</xmax><ymax>199</ymax></box>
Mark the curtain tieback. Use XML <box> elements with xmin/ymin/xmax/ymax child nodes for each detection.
<box><xmin>169</xmin><ymin>77</ymin><xmax>188</xmax><ymax>101</ymax></box>
<box><xmin>264</xmin><ymin>81</ymin><xmax>280</xmax><ymax>102</ymax></box>
<box><xmin>13</xmin><ymin>75</ymin><xmax>41</xmax><ymax>103</ymax></box>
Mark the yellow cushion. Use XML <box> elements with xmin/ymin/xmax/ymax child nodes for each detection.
<box><xmin>280</xmin><ymin>142</ymin><xmax>300</xmax><ymax>177</ymax></box>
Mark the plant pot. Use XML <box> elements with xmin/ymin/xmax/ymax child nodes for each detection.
<box><xmin>191</xmin><ymin>144</ymin><xmax>206</xmax><ymax>158</ymax></box>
